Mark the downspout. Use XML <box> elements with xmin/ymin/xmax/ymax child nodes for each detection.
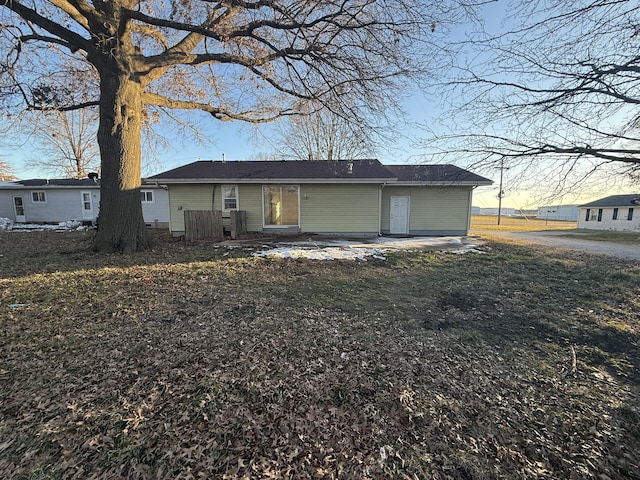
<box><xmin>467</xmin><ymin>186</ymin><xmax>476</xmax><ymax>235</ymax></box>
<box><xmin>378</xmin><ymin>182</ymin><xmax>388</xmax><ymax>236</ymax></box>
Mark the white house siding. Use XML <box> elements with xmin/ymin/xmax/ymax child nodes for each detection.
<box><xmin>140</xmin><ymin>188</ymin><xmax>169</xmax><ymax>228</ymax></box>
<box><xmin>0</xmin><ymin>187</ymin><xmax>98</xmax><ymax>223</ymax></box>
<box><xmin>578</xmin><ymin>207</ymin><xmax>640</xmax><ymax>231</ymax></box>
<box><xmin>300</xmin><ymin>184</ymin><xmax>380</xmax><ymax>235</ymax></box>
<box><xmin>381</xmin><ymin>186</ymin><xmax>472</xmax><ymax>235</ymax></box>
<box><xmin>1</xmin><ymin>185</ymin><xmax>168</xmax><ymax>226</ymax></box>
<box><xmin>0</xmin><ymin>191</ymin><xmax>16</xmax><ymax>219</ymax></box>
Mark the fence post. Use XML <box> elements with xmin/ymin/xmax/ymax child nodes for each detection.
<box><xmin>230</xmin><ymin>210</ymin><xmax>247</xmax><ymax>238</ymax></box>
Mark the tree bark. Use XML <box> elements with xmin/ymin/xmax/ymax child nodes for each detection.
<box><xmin>92</xmin><ymin>70</ymin><xmax>152</xmax><ymax>253</ymax></box>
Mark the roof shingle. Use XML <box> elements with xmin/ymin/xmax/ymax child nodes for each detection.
<box><xmin>385</xmin><ymin>164</ymin><xmax>492</xmax><ymax>184</ymax></box>
<box><xmin>150</xmin><ymin>159</ymin><xmax>393</xmax><ymax>181</ymax></box>
<box><xmin>149</xmin><ymin>160</ymin><xmax>493</xmax><ymax>185</ymax></box>
<box><xmin>579</xmin><ymin>194</ymin><xmax>640</xmax><ymax>208</ymax></box>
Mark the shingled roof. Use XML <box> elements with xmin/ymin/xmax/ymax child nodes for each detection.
<box><xmin>149</xmin><ymin>159</ymin><xmax>394</xmax><ymax>182</ymax></box>
<box><xmin>0</xmin><ymin>178</ymin><xmax>161</xmax><ymax>188</ymax></box>
<box><xmin>385</xmin><ymin>164</ymin><xmax>492</xmax><ymax>185</ymax></box>
<box><xmin>579</xmin><ymin>194</ymin><xmax>640</xmax><ymax>208</ymax></box>
<box><xmin>6</xmin><ymin>178</ymin><xmax>100</xmax><ymax>187</ymax></box>
<box><xmin>149</xmin><ymin>160</ymin><xmax>493</xmax><ymax>186</ymax></box>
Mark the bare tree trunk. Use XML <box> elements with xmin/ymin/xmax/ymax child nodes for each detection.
<box><xmin>92</xmin><ymin>71</ymin><xmax>152</xmax><ymax>253</ymax></box>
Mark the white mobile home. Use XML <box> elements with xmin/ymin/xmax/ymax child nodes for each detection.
<box><xmin>0</xmin><ymin>178</ymin><xmax>169</xmax><ymax>227</ymax></box>
<box><xmin>577</xmin><ymin>194</ymin><xmax>640</xmax><ymax>231</ymax></box>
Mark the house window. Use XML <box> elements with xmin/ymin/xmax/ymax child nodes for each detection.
<box><xmin>82</xmin><ymin>192</ymin><xmax>92</xmax><ymax>210</ymax></box>
<box><xmin>222</xmin><ymin>185</ymin><xmax>238</xmax><ymax>211</ymax></box>
<box><xmin>597</xmin><ymin>209</ymin><xmax>603</xmax><ymax>222</ymax></box>
<box><xmin>590</xmin><ymin>210</ymin><xmax>598</xmax><ymax>221</ymax></box>
<box><xmin>628</xmin><ymin>208</ymin><xmax>634</xmax><ymax>221</ymax></box>
<box><xmin>613</xmin><ymin>208</ymin><xmax>618</xmax><ymax>220</ymax></box>
<box><xmin>31</xmin><ymin>191</ymin><xmax>46</xmax><ymax>203</ymax></box>
<box><xmin>263</xmin><ymin>185</ymin><xmax>299</xmax><ymax>226</ymax></box>
<box><xmin>141</xmin><ymin>190</ymin><xmax>154</xmax><ymax>203</ymax></box>
<box><xmin>585</xmin><ymin>209</ymin><xmax>590</xmax><ymax>221</ymax></box>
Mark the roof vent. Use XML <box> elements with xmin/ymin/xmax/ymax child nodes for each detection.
<box><xmin>347</xmin><ymin>161</ymin><xmax>353</xmax><ymax>174</ymax></box>
<box><xmin>88</xmin><ymin>172</ymin><xmax>99</xmax><ymax>183</ymax></box>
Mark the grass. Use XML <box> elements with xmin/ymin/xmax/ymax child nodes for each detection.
<box><xmin>560</xmin><ymin>230</ymin><xmax>640</xmax><ymax>245</ymax></box>
<box><xmin>1</xmin><ymin>230</ymin><xmax>639</xmax><ymax>479</ymax></box>
<box><xmin>471</xmin><ymin>215</ymin><xmax>577</xmax><ymax>231</ymax></box>
<box><xmin>472</xmin><ymin>215</ymin><xmax>640</xmax><ymax>245</ymax></box>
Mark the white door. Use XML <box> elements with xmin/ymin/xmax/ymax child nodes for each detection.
<box><xmin>81</xmin><ymin>191</ymin><xmax>94</xmax><ymax>220</ymax></box>
<box><xmin>13</xmin><ymin>196</ymin><xmax>26</xmax><ymax>223</ymax></box>
<box><xmin>390</xmin><ymin>196</ymin><xmax>409</xmax><ymax>234</ymax></box>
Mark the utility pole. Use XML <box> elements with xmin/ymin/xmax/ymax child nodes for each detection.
<box><xmin>496</xmin><ymin>158</ymin><xmax>509</xmax><ymax>225</ymax></box>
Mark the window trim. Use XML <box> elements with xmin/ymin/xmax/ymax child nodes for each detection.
<box><xmin>221</xmin><ymin>185</ymin><xmax>239</xmax><ymax>212</ymax></box>
<box><xmin>140</xmin><ymin>190</ymin><xmax>154</xmax><ymax>203</ymax></box>
<box><xmin>82</xmin><ymin>192</ymin><xmax>92</xmax><ymax>211</ymax></box>
<box><xmin>262</xmin><ymin>184</ymin><xmax>300</xmax><ymax>228</ymax></box>
<box><xmin>31</xmin><ymin>191</ymin><xmax>46</xmax><ymax>203</ymax></box>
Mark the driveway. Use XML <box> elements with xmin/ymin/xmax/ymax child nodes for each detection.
<box><xmin>473</xmin><ymin>229</ymin><xmax>640</xmax><ymax>261</ymax></box>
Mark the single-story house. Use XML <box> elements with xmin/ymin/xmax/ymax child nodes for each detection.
<box><xmin>577</xmin><ymin>194</ymin><xmax>640</xmax><ymax>231</ymax></box>
<box><xmin>0</xmin><ymin>177</ymin><xmax>169</xmax><ymax>228</ymax></box>
<box><xmin>537</xmin><ymin>204</ymin><xmax>579</xmax><ymax>222</ymax></box>
<box><xmin>148</xmin><ymin>159</ymin><xmax>492</xmax><ymax>237</ymax></box>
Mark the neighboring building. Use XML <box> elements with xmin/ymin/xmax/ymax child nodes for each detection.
<box><xmin>477</xmin><ymin>207</ymin><xmax>516</xmax><ymax>216</ymax></box>
<box><xmin>537</xmin><ymin>204</ymin><xmax>579</xmax><ymax>222</ymax></box>
<box><xmin>149</xmin><ymin>159</ymin><xmax>492</xmax><ymax>237</ymax></box>
<box><xmin>577</xmin><ymin>194</ymin><xmax>640</xmax><ymax>231</ymax></box>
<box><xmin>0</xmin><ymin>178</ymin><xmax>169</xmax><ymax>228</ymax></box>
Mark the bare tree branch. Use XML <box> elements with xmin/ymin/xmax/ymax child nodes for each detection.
<box><xmin>423</xmin><ymin>0</ymin><xmax>640</xmax><ymax>191</ymax></box>
<box><xmin>143</xmin><ymin>91</ymin><xmax>293</xmax><ymax>122</ymax></box>
<box><xmin>0</xmin><ymin>0</ymin><xmax>465</xmax><ymax>251</ymax></box>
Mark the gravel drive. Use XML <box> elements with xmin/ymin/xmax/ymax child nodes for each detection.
<box><xmin>473</xmin><ymin>229</ymin><xmax>640</xmax><ymax>260</ymax></box>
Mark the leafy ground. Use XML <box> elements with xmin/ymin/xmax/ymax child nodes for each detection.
<box><xmin>1</xmin><ymin>231</ymin><xmax>639</xmax><ymax>479</ymax></box>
